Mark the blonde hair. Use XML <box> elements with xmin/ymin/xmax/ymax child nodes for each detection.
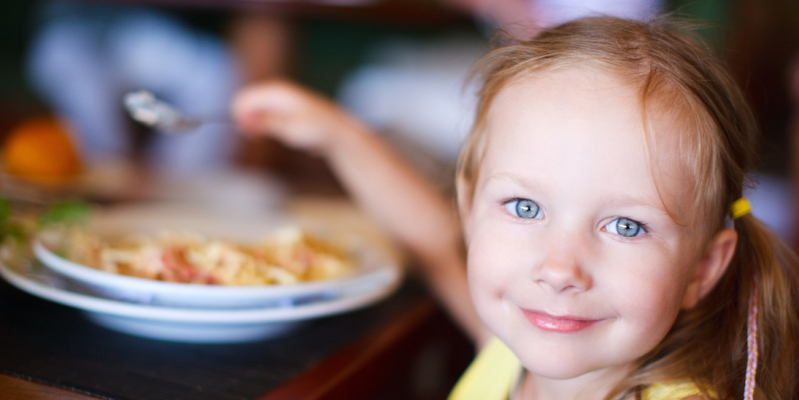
<box><xmin>457</xmin><ymin>17</ymin><xmax>799</xmax><ymax>400</ymax></box>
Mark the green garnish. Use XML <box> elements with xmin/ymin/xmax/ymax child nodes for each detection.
<box><xmin>38</xmin><ymin>200</ymin><xmax>91</xmax><ymax>227</ymax></box>
<box><xmin>0</xmin><ymin>198</ymin><xmax>24</xmax><ymax>242</ymax></box>
<box><xmin>0</xmin><ymin>198</ymin><xmax>11</xmax><ymax>224</ymax></box>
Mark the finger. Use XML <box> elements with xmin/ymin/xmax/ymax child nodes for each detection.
<box><xmin>237</xmin><ymin>111</ymin><xmax>270</xmax><ymax>136</ymax></box>
<box><xmin>231</xmin><ymin>87</ymin><xmax>299</xmax><ymax>135</ymax></box>
<box><xmin>257</xmin><ymin>113</ymin><xmax>298</xmax><ymax>140</ymax></box>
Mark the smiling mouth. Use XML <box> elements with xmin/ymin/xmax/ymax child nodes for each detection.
<box><xmin>522</xmin><ymin>310</ymin><xmax>603</xmax><ymax>333</ymax></box>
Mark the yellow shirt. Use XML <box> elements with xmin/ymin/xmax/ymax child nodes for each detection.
<box><xmin>448</xmin><ymin>337</ymin><xmax>705</xmax><ymax>400</ymax></box>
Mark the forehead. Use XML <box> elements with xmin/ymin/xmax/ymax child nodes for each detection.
<box><xmin>479</xmin><ymin>68</ymin><xmax>691</xmax><ymax>208</ymax></box>
<box><xmin>486</xmin><ymin>68</ymin><xmax>639</xmax><ymax>144</ymax></box>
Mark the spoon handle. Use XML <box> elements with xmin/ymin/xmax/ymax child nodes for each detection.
<box><xmin>124</xmin><ymin>90</ymin><xmax>228</xmax><ymax>134</ymax></box>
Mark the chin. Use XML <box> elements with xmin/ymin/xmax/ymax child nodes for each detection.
<box><xmin>528</xmin><ymin>365</ymin><xmax>595</xmax><ymax>380</ymax></box>
<box><xmin>519</xmin><ymin>353</ymin><xmax>607</xmax><ymax>380</ymax></box>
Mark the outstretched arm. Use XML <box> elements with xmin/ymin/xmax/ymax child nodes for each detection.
<box><xmin>232</xmin><ymin>81</ymin><xmax>490</xmax><ymax>345</ymax></box>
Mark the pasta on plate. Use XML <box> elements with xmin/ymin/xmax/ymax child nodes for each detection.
<box><xmin>52</xmin><ymin>226</ymin><xmax>355</xmax><ymax>286</ymax></box>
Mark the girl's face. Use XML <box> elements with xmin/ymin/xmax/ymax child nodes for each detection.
<box><xmin>463</xmin><ymin>68</ymin><xmax>707</xmax><ymax>382</ymax></box>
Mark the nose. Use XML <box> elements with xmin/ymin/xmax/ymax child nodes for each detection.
<box><xmin>533</xmin><ymin>243</ymin><xmax>592</xmax><ymax>293</ymax></box>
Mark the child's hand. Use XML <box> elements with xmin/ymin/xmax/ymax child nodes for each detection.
<box><xmin>231</xmin><ymin>80</ymin><xmax>365</xmax><ymax>155</ymax></box>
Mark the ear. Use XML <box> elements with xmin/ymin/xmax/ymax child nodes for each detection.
<box><xmin>681</xmin><ymin>229</ymin><xmax>738</xmax><ymax>309</ymax></box>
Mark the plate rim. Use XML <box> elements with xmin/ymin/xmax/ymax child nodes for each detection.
<box><xmin>0</xmin><ymin>259</ymin><xmax>402</xmax><ymax>324</ymax></box>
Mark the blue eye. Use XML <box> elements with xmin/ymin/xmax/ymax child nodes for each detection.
<box><xmin>505</xmin><ymin>199</ymin><xmax>541</xmax><ymax>219</ymax></box>
<box><xmin>605</xmin><ymin>218</ymin><xmax>644</xmax><ymax>237</ymax></box>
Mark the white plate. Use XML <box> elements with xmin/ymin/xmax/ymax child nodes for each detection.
<box><xmin>34</xmin><ymin>204</ymin><xmax>399</xmax><ymax>309</ymax></box>
<box><xmin>34</xmin><ymin>241</ymin><xmax>393</xmax><ymax>309</ymax></box>
<box><xmin>0</xmin><ymin>258</ymin><xmax>402</xmax><ymax>343</ymax></box>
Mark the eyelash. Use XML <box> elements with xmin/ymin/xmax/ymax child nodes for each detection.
<box><xmin>501</xmin><ymin>198</ymin><xmax>649</xmax><ymax>237</ymax></box>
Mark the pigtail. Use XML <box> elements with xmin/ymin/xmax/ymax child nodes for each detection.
<box><xmin>605</xmin><ymin>214</ymin><xmax>799</xmax><ymax>400</ymax></box>
<box><xmin>731</xmin><ymin>214</ymin><xmax>799</xmax><ymax>400</ymax></box>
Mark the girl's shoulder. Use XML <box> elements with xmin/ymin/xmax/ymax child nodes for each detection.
<box><xmin>447</xmin><ymin>337</ymin><xmax>522</xmax><ymax>400</ymax></box>
<box><xmin>642</xmin><ymin>382</ymin><xmax>712</xmax><ymax>400</ymax></box>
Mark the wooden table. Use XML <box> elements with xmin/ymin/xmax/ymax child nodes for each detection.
<box><xmin>0</xmin><ymin>279</ymin><xmax>470</xmax><ymax>400</ymax></box>
<box><xmin>0</xmin><ymin>197</ymin><xmax>473</xmax><ymax>400</ymax></box>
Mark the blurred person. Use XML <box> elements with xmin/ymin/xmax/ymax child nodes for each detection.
<box><xmin>26</xmin><ymin>1</ymin><xmax>239</xmax><ymax>174</ymax></box>
<box><xmin>228</xmin><ymin>11</ymin><xmax>294</xmax><ymax>84</ymax></box>
<box><xmin>226</xmin><ymin>10</ymin><xmax>299</xmax><ymax>172</ymax></box>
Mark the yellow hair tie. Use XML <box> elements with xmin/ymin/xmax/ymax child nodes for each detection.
<box><xmin>731</xmin><ymin>198</ymin><xmax>751</xmax><ymax>219</ymax></box>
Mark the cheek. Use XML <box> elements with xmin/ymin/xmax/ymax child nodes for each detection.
<box><xmin>465</xmin><ymin>224</ymin><xmax>521</xmax><ymax>321</ymax></box>
<box><xmin>466</xmin><ymin>218</ymin><xmax>524</xmax><ymax>275</ymax></box>
<box><xmin>607</xmin><ymin>249</ymin><xmax>695</xmax><ymax>338</ymax></box>
<box><xmin>466</xmin><ymin>235</ymin><xmax>504</xmax><ymax>304</ymax></box>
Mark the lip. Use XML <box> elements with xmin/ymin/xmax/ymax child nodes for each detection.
<box><xmin>522</xmin><ymin>309</ymin><xmax>603</xmax><ymax>333</ymax></box>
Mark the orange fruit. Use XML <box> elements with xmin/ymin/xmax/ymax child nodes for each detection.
<box><xmin>2</xmin><ymin>116</ymin><xmax>82</xmax><ymax>183</ymax></box>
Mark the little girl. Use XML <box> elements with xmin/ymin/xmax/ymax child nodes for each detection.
<box><xmin>232</xmin><ymin>17</ymin><xmax>799</xmax><ymax>400</ymax></box>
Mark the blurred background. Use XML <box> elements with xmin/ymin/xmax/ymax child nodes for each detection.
<box><xmin>0</xmin><ymin>2</ymin><xmax>796</xmax><ymax>398</ymax></box>
<box><xmin>0</xmin><ymin>0</ymin><xmax>797</xmax><ymax>237</ymax></box>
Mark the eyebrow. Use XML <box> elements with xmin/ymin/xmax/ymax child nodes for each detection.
<box><xmin>482</xmin><ymin>172</ymin><xmax>548</xmax><ymax>195</ymax></box>
<box><xmin>482</xmin><ymin>172</ymin><xmax>669</xmax><ymax>213</ymax></box>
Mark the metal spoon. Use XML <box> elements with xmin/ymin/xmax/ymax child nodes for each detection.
<box><xmin>123</xmin><ymin>90</ymin><xmax>206</xmax><ymax>133</ymax></box>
